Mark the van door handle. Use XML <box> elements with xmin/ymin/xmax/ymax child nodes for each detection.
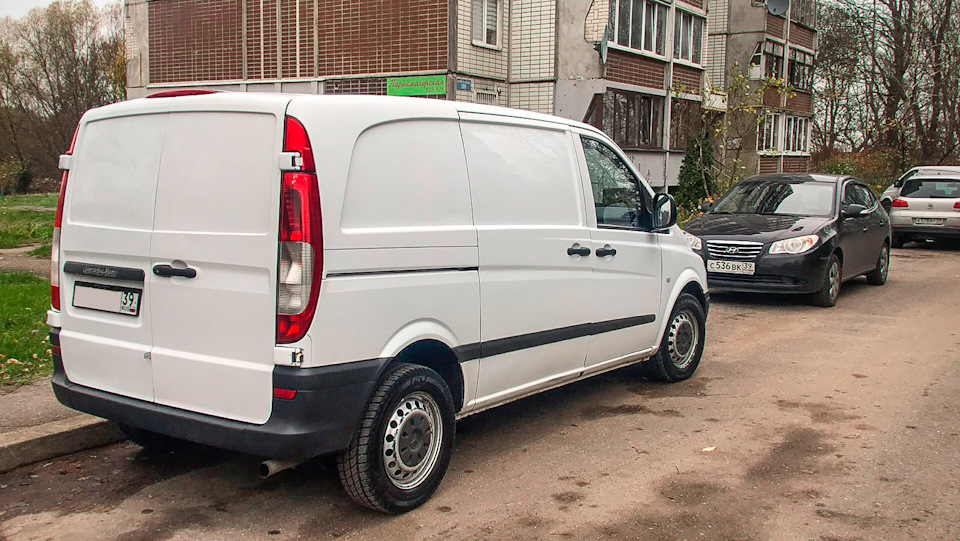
<box><xmin>595</xmin><ymin>245</ymin><xmax>617</xmax><ymax>257</ymax></box>
<box><xmin>567</xmin><ymin>244</ymin><xmax>591</xmax><ymax>256</ymax></box>
<box><xmin>153</xmin><ymin>264</ymin><xmax>197</xmax><ymax>279</ymax></box>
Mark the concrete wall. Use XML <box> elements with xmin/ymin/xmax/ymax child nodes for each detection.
<box><xmin>124</xmin><ymin>0</ymin><xmax>150</xmax><ymax>99</ymax></box>
<box><xmin>556</xmin><ymin>0</ymin><xmax>603</xmax><ymax>80</ymax></box>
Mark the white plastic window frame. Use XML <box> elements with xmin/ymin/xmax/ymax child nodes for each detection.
<box><xmin>757</xmin><ymin>112</ymin><xmax>781</xmax><ymax>154</ymax></box>
<box><xmin>472</xmin><ymin>0</ymin><xmax>502</xmax><ymax>50</ymax></box>
<box><xmin>609</xmin><ymin>0</ymin><xmax>670</xmax><ymax>60</ymax></box>
<box><xmin>672</xmin><ymin>9</ymin><xmax>705</xmax><ymax>66</ymax></box>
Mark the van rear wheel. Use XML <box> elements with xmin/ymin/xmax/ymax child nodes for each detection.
<box><xmin>337</xmin><ymin>363</ymin><xmax>455</xmax><ymax>514</ymax></box>
<box><xmin>643</xmin><ymin>293</ymin><xmax>706</xmax><ymax>382</ymax></box>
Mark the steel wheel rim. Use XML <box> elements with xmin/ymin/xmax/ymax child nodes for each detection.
<box><xmin>382</xmin><ymin>391</ymin><xmax>443</xmax><ymax>490</ymax></box>
<box><xmin>667</xmin><ymin>310</ymin><xmax>699</xmax><ymax>370</ymax></box>
<box><xmin>879</xmin><ymin>246</ymin><xmax>889</xmax><ymax>280</ymax></box>
<box><xmin>828</xmin><ymin>261</ymin><xmax>840</xmax><ymax>301</ymax></box>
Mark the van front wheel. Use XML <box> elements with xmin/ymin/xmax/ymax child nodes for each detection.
<box><xmin>643</xmin><ymin>293</ymin><xmax>706</xmax><ymax>382</ymax></box>
<box><xmin>337</xmin><ymin>363</ymin><xmax>456</xmax><ymax>514</ymax></box>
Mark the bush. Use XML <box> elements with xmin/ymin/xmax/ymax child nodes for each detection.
<box><xmin>675</xmin><ymin>138</ymin><xmax>716</xmax><ymax>211</ymax></box>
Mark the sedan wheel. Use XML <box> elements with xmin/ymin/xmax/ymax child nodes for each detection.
<box><xmin>866</xmin><ymin>244</ymin><xmax>889</xmax><ymax>285</ymax></box>
<box><xmin>813</xmin><ymin>254</ymin><xmax>842</xmax><ymax>307</ymax></box>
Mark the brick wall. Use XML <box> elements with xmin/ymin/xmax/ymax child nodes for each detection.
<box><xmin>678</xmin><ymin>0</ymin><xmax>705</xmax><ymax>10</ymax></box>
<box><xmin>510</xmin><ymin>0</ymin><xmax>556</xmax><ymax>81</ymax></box>
<box><xmin>317</xmin><ymin>0</ymin><xmax>447</xmax><ymax>76</ymax></box>
<box><xmin>605</xmin><ymin>50</ymin><xmax>666</xmax><ymax>90</ymax></box>
<box><xmin>790</xmin><ymin>23</ymin><xmax>815</xmax><ymax>50</ymax></box>
<box><xmin>509</xmin><ymin>82</ymin><xmax>555</xmax><ymax>113</ymax></box>
<box><xmin>672</xmin><ymin>64</ymin><xmax>702</xmax><ymax>94</ymax></box>
<box><xmin>785</xmin><ymin>91</ymin><xmax>813</xmax><ymax>114</ymax></box>
<box><xmin>245</xmin><ymin>0</ymin><xmax>278</xmax><ymax>79</ymax></box>
<box><xmin>149</xmin><ymin>0</ymin><xmax>244</xmax><ymax>83</ymax></box>
<box><xmin>323</xmin><ymin>78</ymin><xmax>387</xmax><ymax>94</ymax></box>
<box><xmin>783</xmin><ymin>155</ymin><xmax>809</xmax><ymax>173</ymax></box>
<box><xmin>766</xmin><ymin>13</ymin><xmax>785</xmax><ymax>39</ymax></box>
<box><xmin>763</xmin><ymin>87</ymin><xmax>780</xmax><ymax>107</ymax></box>
<box><xmin>759</xmin><ymin>156</ymin><xmax>779</xmax><ymax>174</ymax></box>
<box><xmin>457</xmin><ymin>0</ymin><xmax>509</xmax><ymax>79</ymax></box>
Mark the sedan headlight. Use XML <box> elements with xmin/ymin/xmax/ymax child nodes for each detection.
<box><xmin>769</xmin><ymin>235</ymin><xmax>819</xmax><ymax>255</ymax></box>
<box><xmin>682</xmin><ymin>231</ymin><xmax>703</xmax><ymax>250</ymax></box>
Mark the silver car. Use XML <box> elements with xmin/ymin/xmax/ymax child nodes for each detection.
<box><xmin>888</xmin><ymin>174</ymin><xmax>960</xmax><ymax>247</ymax></box>
<box><xmin>881</xmin><ymin>166</ymin><xmax>960</xmax><ymax>211</ymax></box>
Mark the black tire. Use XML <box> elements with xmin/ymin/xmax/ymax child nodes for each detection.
<box><xmin>337</xmin><ymin>363</ymin><xmax>455</xmax><ymax>514</ymax></box>
<box><xmin>813</xmin><ymin>253</ymin><xmax>842</xmax><ymax>307</ymax></box>
<box><xmin>891</xmin><ymin>235</ymin><xmax>905</xmax><ymax>249</ymax></box>
<box><xmin>642</xmin><ymin>293</ymin><xmax>706</xmax><ymax>382</ymax></box>
<box><xmin>118</xmin><ymin>423</ymin><xmax>189</xmax><ymax>453</ymax></box>
<box><xmin>865</xmin><ymin>242</ymin><xmax>889</xmax><ymax>285</ymax></box>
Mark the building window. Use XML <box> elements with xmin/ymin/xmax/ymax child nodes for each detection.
<box><xmin>788</xmin><ymin>49</ymin><xmax>813</xmax><ymax>91</ymax></box>
<box><xmin>757</xmin><ymin>113</ymin><xmax>780</xmax><ymax>152</ymax></box>
<box><xmin>784</xmin><ymin>115</ymin><xmax>810</xmax><ymax>153</ymax></box>
<box><xmin>475</xmin><ymin>91</ymin><xmax>497</xmax><ymax>105</ymax></box>
<box><xmin>763</xmin><ymin>41</ymin><xmax>784</xmax><ymax>79</ymax></box>
<box><xmin>584</xmin><ymin>89</ymin><xmax>663</xmax><ymax>149</ymax></box>
<box><xmin>609</xmin><ymin>0</ymin><xmax>668</xmax><ymax>56</ymax></box>
<box><xmin>790</xmin><ymin>0</ymin><xmax>816</xmax><ymax>27</ymax></box>
<box><xmin>473</xmin><ymin>0</ymin><xmax>499</xmax><ymax>47</ymax></box>
<box><xmin>673</xmin><ymin>10</ymin><xmax>704</xmax><ymax>64</ymax></box>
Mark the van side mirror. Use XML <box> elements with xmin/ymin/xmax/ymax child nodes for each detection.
<box><xmin>842</xmin><ymin>203</ymin><xmax>867</xmax><ymax>218</ymax></box>
<box><xmin>652</xmin><ymin>194</ymin><xmax>678</xmax><ymax>231</ymax></box>
<box><xmin>699</xmin><ymin>201</ymin><xmax>713</xmax><ymax>213</ymax></box>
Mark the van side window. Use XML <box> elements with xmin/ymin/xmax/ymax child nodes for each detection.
<box><xmin>580</xmin><ymin>136</ymin><xmax>647</xmax><ymax>229</ymax></box>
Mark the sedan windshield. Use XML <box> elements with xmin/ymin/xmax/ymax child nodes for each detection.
<box><xmin>711</xmin><ymin>180</ymin><xmax>836</xmax><ymax>217</ymax></box>
<box><xmin>900</xmin><ymin>179</ymin><xmax>960</xmax><ymax>198</ymax></box>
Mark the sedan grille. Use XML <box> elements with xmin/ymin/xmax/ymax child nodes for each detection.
<box><xmin>706</xmin><ymin>240</ymin><xmax>764</xmax><ymax>260</ymax></box>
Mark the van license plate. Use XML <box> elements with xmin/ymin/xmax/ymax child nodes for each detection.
<box><xmin>72</xmin><ymin>282</ymin><xmax>142</xmax><ymax>316</ymax></box>
<box><xmin>914</xmin><ymin>218</ymin><xmax>945</xmax><ymax>225</ymax></box>
<box><xmin>707</xmin><ymin>260</ymin><xmax>756</xmax><ymax>275</ymax></box>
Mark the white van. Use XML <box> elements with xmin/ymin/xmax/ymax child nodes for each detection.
<box><xmin>48</xmin><ymin>92</ymin><xmax>708</xmax><ymax>513</ymax></box>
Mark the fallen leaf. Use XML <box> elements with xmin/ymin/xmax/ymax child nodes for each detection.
<box><xmin>701</xmin><ymin>446</ymin><xmax>716</xmax><ymax>452</ymax></box>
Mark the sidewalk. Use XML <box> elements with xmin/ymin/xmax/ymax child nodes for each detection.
<box><xmin>0</xmin><ymin>377</ymin><xmax>123</xmax><ymax>473</ymax></box>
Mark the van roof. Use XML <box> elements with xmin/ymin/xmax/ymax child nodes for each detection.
<box><xmin>91</xmin><ymin>92</ymin><xmax>602</xmax><ymax>136</ymax></box>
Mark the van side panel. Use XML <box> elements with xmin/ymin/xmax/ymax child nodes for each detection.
<box><xmin>149</xmin><ymin>112</ymin><xmax>281</xmax><ymax>424</ymax></box>
<box><xmin>58</xmin><ymin>113</ymin><xmax>168</xmax><ymax>402</ymax></box>
<box><xmin>289</xmin><ymin>101</ymin><xmax>479</xmax><ymax>411</ymax></box>
<box><xmin>459</xmin><ymin>117</ymin><xmax>593</xmax><ymax>408</ymax></box>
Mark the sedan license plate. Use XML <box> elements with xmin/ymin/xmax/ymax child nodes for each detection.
<box><xmin>707</xmin><ymin>260</ymin><xmax>756</xmax><ymax>275</ymax></box>
<box><xmin>73</xmin><ymin>282</ymin><xmax>142</xmax><ymax>316</ymax></box>
<box><xmin>914</xmin><ymin>218</ymin><xmax>946</xmax><ymax>225</ymax></box>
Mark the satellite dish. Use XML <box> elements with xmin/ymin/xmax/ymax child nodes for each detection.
<box><xmin>599</xmin><ymin>24</ymin><xmax>610</xmax><ymax>64</ymax></box>
<box><xmin>766</xmin><ymin>0</ymin><xmax>789</xmax><ymax>16</ymax></box>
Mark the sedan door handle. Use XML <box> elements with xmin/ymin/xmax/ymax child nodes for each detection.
<box><xmin>595</xmin><ymin>245</ymin><xmax>617</xmax><ymax>257</ymax></box>
<box><xmin>567</xmin><ymin>243</ymin><xmax>591</xmax><ymax>257</ymax></box>
<box><xmin>153</xmin><ymin>264</ymin><xmax>197</xmax><ymax>279</ymax></box>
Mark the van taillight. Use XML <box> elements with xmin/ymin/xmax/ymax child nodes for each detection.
<box><xmin>276</xmin><ymin>117</ymin><xmax>322</xmax><ymax>344</ymax></box>
<box><xmin>891</xmin><ymin>199</ymin><xmax>908</xmax><ymax>208</ymax></box>
<box><xmin>52</xmin><ymin>126</ymin><xmax>79</xmax><ymax>310</ymax></box>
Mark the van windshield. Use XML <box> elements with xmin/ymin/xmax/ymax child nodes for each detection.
<box><xmin>711</xmin><ymin>180</ymin><xmax>836</xmax><ymax>217</ymax></box>
<box><xmin>900</xmin><ymin>179</ymin><xmax>960</xmax><ymax>198</ymax></box>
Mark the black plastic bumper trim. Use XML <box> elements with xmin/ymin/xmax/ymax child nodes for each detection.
<box><xmin>50</xmin><ymin>352</ymin><xmax>389</xmax><ymax>459</ymax></box>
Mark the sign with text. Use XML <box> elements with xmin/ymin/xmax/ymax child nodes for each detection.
<box><xmin>387</xmin><ymin>75</ymin><xmax>447</xmax><ymax>96</ymax></box>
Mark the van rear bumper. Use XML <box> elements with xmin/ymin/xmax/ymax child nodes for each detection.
<box><xmin>51</xmin><ymin>349</ymin><xmax>388</xmax><ymax>460</ymax></box>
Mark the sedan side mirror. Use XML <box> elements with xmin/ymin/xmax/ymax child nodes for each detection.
<box><xmin>842</xmin><ymin>203</ymin><xmax>867</xmax><ymax>218</ymax></box>
<box><xmin>653</xmin><ymin>193</ymin><xmax>678</xmax><ymax>231</ymax></box>
<box><xmin>699</xmin><ymin>201</ymin><xmax>713</xmax><ymax>213</ymax></box>
<box><xmin>894</xmin><ymin>179</ymin><xmax>903</xmax><ymax>188</ymax></box>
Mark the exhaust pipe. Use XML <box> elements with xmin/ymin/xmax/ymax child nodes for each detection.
<box><xmin>258</xmin><ymin>459</ymin><xmax>303</xmax><ymax>479</ymax></box>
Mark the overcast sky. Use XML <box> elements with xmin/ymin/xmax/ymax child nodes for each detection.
<box><xmin>0</xmin><ymin>0</ymin><xmax>113</xmax><ymax>20</ymax></box>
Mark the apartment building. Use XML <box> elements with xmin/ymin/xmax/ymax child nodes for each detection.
<box><xmin>123</xmin><ymin>0</ymin><xmax>708</xmax><ymax>189</ymax></box>
<box><xmin>704</xmin><ymin>0</ymin><xmax>817</xmax><ymax>174</ymax></box>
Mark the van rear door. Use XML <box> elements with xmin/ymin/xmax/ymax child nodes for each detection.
<box><xmin>57</xmin><ymin>110</ymin><xmax>168</xmax><ymax>402</ymax></box>
<box><xmin>149</xmin><ymin>101</ymin><xmax>288</xmax><ymax>424</ymax></box>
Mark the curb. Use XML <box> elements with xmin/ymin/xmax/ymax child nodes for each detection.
<box><xmin>0</xmin><ymin>416</ymin><xmax>124</xmax><ymax>473</ymax></box>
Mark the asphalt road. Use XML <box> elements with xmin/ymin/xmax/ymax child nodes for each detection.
<box><xmin>2</xmin><ymin>243</ymin><xmax>959</xmax><ymax>541</ymax></box>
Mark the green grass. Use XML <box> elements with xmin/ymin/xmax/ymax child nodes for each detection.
<box><xmin>0</xmin><ymin>208</ymin><xmax>54</xmax><ymax>249</ymax></box>
<box><xmin>0</xmin><ymin>272</ymin><xmax>52</xmax><ymax>385</ymax></box>
<box><xmin>0</xmin><ymin>192</ymin><xmax>58</xmax><ymax>208</ymax></box>
<box><xmin>28</xmin><ymin>244</ymin><xmax>52</xmax><ymax>258</ymax></box>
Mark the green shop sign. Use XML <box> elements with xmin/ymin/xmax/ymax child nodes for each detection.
<box><xmin>386</xmin><ymin>75</ymin><xmax>447</xmax><ymax>96</ymax></box>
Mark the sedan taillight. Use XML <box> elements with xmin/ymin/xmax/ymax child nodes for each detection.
<box><xmin>890</xmin><ymin>199</ymin><xmax>908</xmax><ymax>208</ymax></box>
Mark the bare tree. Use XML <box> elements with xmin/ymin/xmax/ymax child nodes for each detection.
<box><xmin>0</xmin><ymin>0</ymin><xmax>123</xmax><ymax>190</ymax></box>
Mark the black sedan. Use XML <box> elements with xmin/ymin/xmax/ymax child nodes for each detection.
<box><xmin>683</xmin><ymin>174</ymin><xmax>891</xmax><ymax>307</ymax></box>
